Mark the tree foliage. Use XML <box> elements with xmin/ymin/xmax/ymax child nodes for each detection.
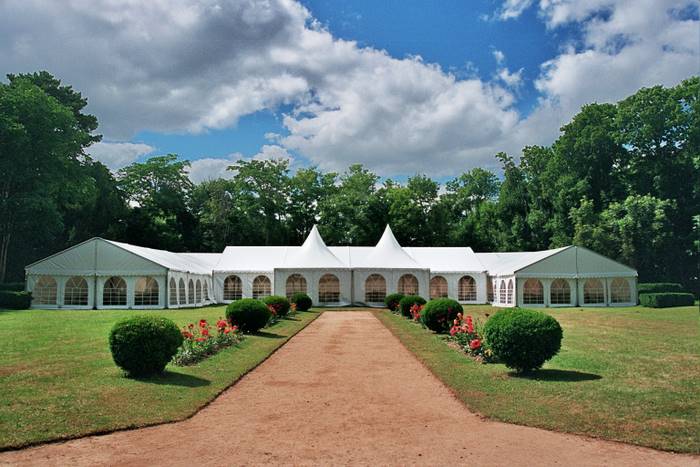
<box><xmin>2</xmin><ymin>72</ymin><xmax>698</xmax><ymax>294</ymax></box>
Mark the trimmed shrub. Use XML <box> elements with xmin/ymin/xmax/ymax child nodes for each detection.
<box><xmin>384</xmin><ymin>293</ymin><xmax>404</xmax><ymax>311</ymax></box>
<box><xmin>263</xmin><ymin>295</ymin><xmax>291</xmax><ymax>317</ymax></box>
<box><xmin>0</xmin><ymin>282</ymin><xmax>25</xmax><ymax>292</ymax></box>
<box><xmin>420</xmin><ymin>298</ymin><xmax>462</xmax><ymax>333</ymax></box>
<box><xmin>399</xmin><ymin>295</ymin><xmax>426</xmax><ymax>318</ymax></box>
<box><xmin>109</xmin><ymin>315</ymin><xmax>183</xmax><ymax>377</ymax></box>
<box><xmin>290</xmin><ymin>292</ymin><xmax>312</xmax><ymax>311</ymax></box>
<box><xmin>639</xmin><ymin>293</ymin><xmax>695</xmax><ymax>308</ymax></box>
<box><xmin>484</xmin><ymin>308</ymin><xmax>562</xmax><ymax>373</ymax></box>
<box><xmin>226</xmin><ymin>298</ymin><xmax>272</xmax><ymax>332</ymax></box>
<box><xmin>637</xmin><ymin>283</ymin><xmax>685</xmax><ymax>295</ymax></box>
<box><xmin>0</xmin><ymin>291</ymin><xmax>32</xmax><ymax>309</ymax></box>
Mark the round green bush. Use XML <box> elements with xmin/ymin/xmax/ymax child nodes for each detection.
<box><xmin>263</xmin><ymin>295</ymin><xmax>291</xmax><ymax>317</ymax></box>
<box><xmin>290</xmin><ymin>292</ymin><xmax>312</xmax><ymax>311</ymax></box>
<box><xmin>420</xmin><ymin>298</ymin><xmax>462</xmax><ymax>332</ymax></box>
<box><xmin>484</xmin><ymin>308</ymin><xmax>563</xmax><ymax>373</ymax></box>
<box><xmin>109</xmin><ymin>315</ymin><xmax>183</xmax><ymax>377</ymax></box>
<box><xmin>226</xmin><ymin>298</ymin><xmax>272</xmax><ymax>332</ymax></box>
<box><xmin>399</xmin><ymin>295</ymin><xmax>426</xmax><ymax>318</ymax></box>
<box><xmin>384</xmin><ymin>293</ymin><xmax>404</xmax><ymax>311</ymax></box>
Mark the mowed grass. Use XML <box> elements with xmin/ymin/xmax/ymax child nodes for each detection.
<box><xmin>375</xmin><ymin>305</ymin><xmax>700</xmax><ymax>453</ymax></box>
<box><xmin>0</xmin><ymin>306</ymin><xmax>319</xmax><ymax>450</ymax></box>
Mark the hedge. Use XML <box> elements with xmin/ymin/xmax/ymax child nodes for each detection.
<box><xmin>226</xmin><ymin>299</ymin><xmax>272</xmax><ymax>332</ymax></box>
<box><xmin>639</xmin><ymin>293</ymin><xmax>695</xmax><ymax>308</ymax></box>
<box><xmin>290</xmin><ymin>292</ymin><xmax>312</xmax><ymax>311</ymax></box>
<box><xmin>0</xmin><ymin>282</ymin><xmax>25</xmax><ymax>292</ymax></box>
<box><xmin>384</xmin><ymin>293</ymin><xmax>404</xmax><ymax>312</ymax></box>
<box><xmin>637</xmin><ymin>283</ymin><xmax>685</xmax><ymax>295</ymax></box>
<box><xmin>109</xmin><ymin>315</ymin><xmax>183</xmax><ymax>377</ymax></box>
<box><xmin>399</xmin><ymin>295</ymin><xmax>426</xmax><ymax>318</ymax></box>
<box><xmin>0</xmin><ymin>291</ymin><xmax>32</xmax><ymax>310</ymax></box>
<box><xmin>484</xmin><ymin>308</ymin><xmax>563</xmax><ymax>373</ymax></box>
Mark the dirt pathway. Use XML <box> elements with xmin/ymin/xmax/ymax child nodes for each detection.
<box><xmin>1</xmin><ymin>312</ymin><xmax>697</xmax><ymax>466</ymax></box>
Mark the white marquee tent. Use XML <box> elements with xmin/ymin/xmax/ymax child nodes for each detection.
<box><xmin>25</xmin><ymin>225</ymin><xmax>637</xmax><ymax>309</ymax></box>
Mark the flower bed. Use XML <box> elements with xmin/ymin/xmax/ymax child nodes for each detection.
<box><xmin>172</xmin><ymin>318</ymin><xmax>244</xmax><ymax>366</ymax></box>
<box><xmin>447</xmin><ymin>313</ymin><xmax>495</xmax><ymax>363</ymax></box>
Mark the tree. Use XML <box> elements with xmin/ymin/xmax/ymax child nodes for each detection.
<box><xmin>0</xmin><ymin>75</ymin><xmax>94</xmax><ymax>282</ymax></box>
<box><xmin>495</xmin><ymin>152</ymin><xmax>532</xmax><ymax>251</ymax></box>
<box><xmin>118</xmin><ymin>154</ymin><xmax>196</xmax><ymax>251</ymax></box>
<box><xmin>288</xmin><ymin>167</ymin><xmax>336</xmax><ymax>244</ymax></box>
<box><xmin>318</xmin><ymin>164</ymin><xmax>386</xmax><ymax>245</ymax></box>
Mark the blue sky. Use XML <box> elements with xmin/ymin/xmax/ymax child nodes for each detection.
<box><xmin>0</xmin><ymin>0</ymin><xmax>697</xmax><ymax>181</ymax></box>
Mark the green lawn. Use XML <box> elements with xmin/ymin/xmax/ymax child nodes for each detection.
<box><xmin>375</xmin><ymin>305</ymin><xmax>700</xmax><ymax>453</ymax></box>
<box><xmin>0</xmin><ymin>306</ymin><xmax>319</xmax><ymax>450</ymax></box>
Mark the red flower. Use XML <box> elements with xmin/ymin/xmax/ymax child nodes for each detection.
<box><xmin>469</xmin><ymin>339</ymin><xmax>481</xmax><ymax>350</ymax></box>
<box><xmin>199</xmin><ymin>319</ymin><xmax>207</xmax><ymax>327</ymax></box>
<box><xmin>196</xmin><ymin>337</ymin><xmax>206</xmax><ymax>342</ymax></box>
<box><xmin>216</xmin><ymin>319</ymin><xmax>227</xmax><ymax>329</ymax></box>
<box><xmin>201</xmin><ymin>328</ymin><xmax>209</xmax><ymax>337</ymax></box>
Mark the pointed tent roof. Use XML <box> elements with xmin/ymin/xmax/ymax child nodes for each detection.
<box><xmin>358</xmin><ymin>225</ymin><xmax>422</xmax><ymax>269</ymax></box>
<box><xmin>283</xmin><ymin>225</ymin><xmax>346</xmax><ymax>268</ymax></box>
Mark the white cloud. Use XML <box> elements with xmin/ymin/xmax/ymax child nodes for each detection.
<box><xmin>492</xmin><ymin>49</ymin><xmax>506</xmax><ymax>64</ymax></box>
<box><xmin>86</xmin><ymin>141</ymin><xmax>154</xmax><ymax>170</ymax></box>
<box><xmin>187</xmin><ymin>153</ymin><xmax>242</xmax><ymax>184</ymax></box>
<box><xmin>503</xmin><ymin>0</ymin><xmax>699</xmax><ymax>152</ymax></box>
<box><xmin>496</xmin><ymin>0</ymin><xmax>534</xmax><ymax>20</ymax></box>
<box><xmin>1</xmin><ymin>0</ymin><xmax>696</xmax><ymax>177</ymax></box>
<box><xmin>252</xmin><ymin>144</ymin><xmax>293</xmax><ymax>161</ymax></box>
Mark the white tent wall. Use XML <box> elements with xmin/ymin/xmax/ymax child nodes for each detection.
<box><xmin>515</xmin><ymin>277</ymin><xmax>577</xmax><ymax>308</ymax></box>
<box><xmin>167</xmin><ymin>271</ymin><xmax>213</xmax><ymax>308</ymax></box>
<box><xmin>491</xmin><ymin>275</ymin><xmax>517</xmax><ymax>307</ymax></box>
<box><xmin>274</xmin><ymin>269</ymin><xmax>352</xmax><ymax>306</ymax></box>
<box><xmin>26</xmin><ymin>274</ymin><xmax>95</xmax><ymax>310</ymax></box>
<box><xmin>212</xmin><ymin>272</ymin><xmax>274</xmax><ymax>303</ymax></box>
<box><xmin>352</xmin><ymin>269</ymin><xmax>430</xmax><ymax>306</ymax></box>
<box><xmin>429</xmin><ymin>272</ymin><xmax>487</xmax><ymax>304</ymax></box>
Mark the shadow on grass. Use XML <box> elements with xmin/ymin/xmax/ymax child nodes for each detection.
<box><xmin>136</xmin><ymin>371</ymin><xmax>211</xmax><ymax>387</ymax></box>
<box><xmin>283</xmin><ymin>316</ymin><xmax>301</xmax><ymax>321</ymax></box>
<box><xmin>511</xmin><ymin>369</ymin><xmax>602</xmax><ymax>382</ymax></box>
<box><xmin>253</xmin><ymin>330</ymin><xmax>286</xmax><ymax>339</ymax></box>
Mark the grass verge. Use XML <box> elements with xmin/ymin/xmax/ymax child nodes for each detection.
<box><xmin>0</xmin><ymin>306</ymin><xmax>319</xmax><ymax>450</ymax></box>
<box><xmin>375</xmin><ymin>305</ymin><xmax>700</xmax><ymax>453</ymax></box>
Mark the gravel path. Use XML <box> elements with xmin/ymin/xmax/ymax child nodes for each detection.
<box><xmin>1</xmin><ymin>312</ymin><xmax>697</xmax><ymax>466</ymax></box>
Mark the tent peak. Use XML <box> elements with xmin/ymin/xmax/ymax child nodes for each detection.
<box><xmin>301</xmin><ymin>224</ymin><xmax>326</xmax><ymax>249</ymax></box>
<box><xmin>376</xmin><ymin>224</ymin><xmax>402</xmax><ymax>249</ymax></box>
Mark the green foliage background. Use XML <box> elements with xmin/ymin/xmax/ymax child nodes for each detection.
<box><xmin>1</xmin><ymin>72</ymin><xmax>698</xmax><ymax>294</ymax></box>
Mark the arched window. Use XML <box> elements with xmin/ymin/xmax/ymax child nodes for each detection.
<box><xmin>103</xmin><ymin>276</ymin><xmax>127</xmax><ymax>306</ymax></box>
<box><xmin>487</xmin><ymin>278</ymin><xmax>494</xmax><ymax>302</ymax></box>
<box><xmin>33</xmin><ymin>276</ymin><xmax>58</xmax><ymax>305</ymax></box>
<box><xmin>319</xmin><ymin>274</ymin><xmax>340</xmax><ymax>303</ymax></box>
<box><xmin>365</xmin><ymin>274</ymin><xmax>386</xmax><ymax>303</ymax></box>
<box><xmin>178</xmin><ymin>278</ymin><xmax>186</xmax><ymax>305</ymax></box>
<box><xmin>188</xmin><ymin>279</ymin><xmax>195</xmax><ymax>305</ymax></box>
<box><xmin>169</xmin><ymin>278</ymin><xmax>178</xmax><ymax>305</ymax></box>
<box><xmin>135</xmin><ymin>277</ymin><xmax>159</xmax><ymax>306</ymax></box>
<box><xmin>398</xmin><ymin>274</ymin><xmax>418</xmax><ymax>295</ymax></box>
<box><xmin>499</xmin><ymin>280</ymin><xmax>506</xmax><ymax>303</ymax></box>
<box><xmin>430</xmin><ymin>276</ymin><xmax>448</xmax><ymax>299</ymax></box>
<box><xmin>523</xmin><ymin>279</ymin><xmax>544</xmax><ymax>304</ymax></box>
<box><xmin>285</xmin><ymin>274</ymin><xmax>307</xmax><ymax>299</ymax></box>
<box><xmin>195</xmin><ymin>280</ymin><xmax>202</xmax><ymax>303</ymax></box>
<box><xmin>64</xmin><ymin>276</ymin><xmax>88</xmax><ymax>306</ymax></box>
<box><xmin>610</xmin><ymin>278</ymin><xmax>631</xmax><ymax>303</ymax></box>
<box><xmin>584</xmin><ymin>279</ymin><xmax>605</xmax><ymax>304</ymax></box>
<box><xmin>458</xmin><ymin>276</ymin><xmax>477</xmax><ymax>301</ymax></box>
<box><xmin>550</xmin><ymin>279</ymin><xmax>571</xmax><ymax>305</ymax></box>
<box><xmin>223</xmin><ymin>275</ymin><xmax>242</xmax><ymax>301</ymax></box>
<box><xmin>507</xmin><ymin>279</ymin><xmax>514</xmax><ymax>304</ymax></box>
<box><xmin>203</xmin><ymin>281</ymin><xmax>209</xmax><ymax>301</ymax></box>
<box><xmin>252</xmin><ymin>275</ymin><xmax>272</xmax><ymax>299</ymax></box>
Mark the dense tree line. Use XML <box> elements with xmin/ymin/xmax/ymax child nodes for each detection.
<box><xmin>1</xmin><ymin>72</ymin><xmax>698</xmax><ymax>293</ymax></box>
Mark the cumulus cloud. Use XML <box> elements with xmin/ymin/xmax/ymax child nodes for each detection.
<box><xmin>86</xmin><ymin>141</ymin><xmax>154</xmax><ymax>170</ymax></box>
<box><xmin>504</xmin><ymin>0</ymin><xmax>699</xmax><ymax>151</ymax></box>
<box><xmin>1</xmin><ymin>0</ymin><xmax>696</xmax><ymax>177</ymax></box>
<box><xmin>187</xmin><ymin>153</ymin><xmax>242</xmax><ymax>184</ymax></box>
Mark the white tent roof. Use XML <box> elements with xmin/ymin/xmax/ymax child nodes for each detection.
<box><xmin>282</xmin><ymin>225</ymin><xmax>346</xmax><ymax>268</ymax></box>
<box><xmin>403</xmin><ymin>247</ymin><xmax>484</xmax><ymax>272</ymax></box>
<box><xmin>214</xmin><ymin>246</ymin><xmax>287</xmax><ymax>272</ymax></box>
<box><xmin>476</xmin><ymin>247</ymin><xmax>569</xmax><ymax>276</ymax></box>
<box><xmin>25</xmin><ymin>237</ymin><xmax>215</xmax><ymax>276</ymax></box>
<box><xmin>104</xmin><ymin>240</ymin><xmax>214</xmax><ymax>275</ymax></box>
<box><xmin>355</xmin><ymin>225</ymin><xmax>423</xmax><ymax>269</ymax></box>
